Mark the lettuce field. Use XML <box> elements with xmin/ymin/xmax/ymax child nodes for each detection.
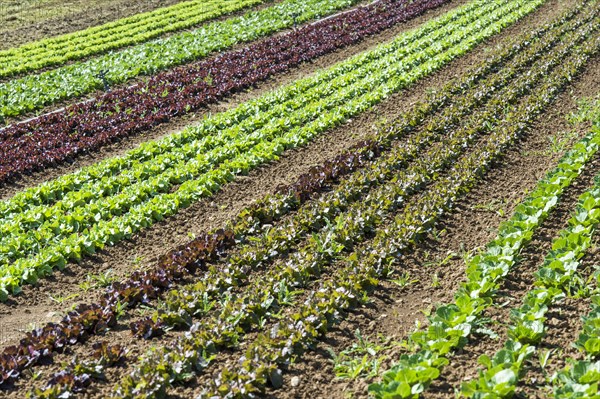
<box><xmin>0</xmin><ymin>0</ymin><xmax>599</xmax><ymax>397</ymax></box>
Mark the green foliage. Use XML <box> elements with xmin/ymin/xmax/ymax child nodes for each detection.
<box><xmin>0</xmin><ymin>0</ymin><xmax>541</xmax><ymax>301</ymax></box>
<box><xmin>0</xmin><ymin>0</ymin><xmax>365</xmax><ymax>118</ymax></box>
<box><xmin>0</xmin><ymin>0</ymin><xmax>264</xmax><ymax>79</ymax></box>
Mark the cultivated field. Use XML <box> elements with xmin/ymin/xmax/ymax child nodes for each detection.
<box><xmin>0</xmin><ymin>0</ymin><xmax>599</xmax><ymax>398</ymax></box>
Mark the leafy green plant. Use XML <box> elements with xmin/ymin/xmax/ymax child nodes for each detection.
<box><xmin>462</xmin><ymin>165</ymin><xmax>600</xmax><ymax>397</ymax></box>
<box><xmin>49</xmin><ymin>293</ymin><xmax>79</xmax><ymax>305</ymax></box>
<box><xmin>328</xmin><ymin>330</ymin><xmax>397</xmax><ymax>380</ymax></box>
<box><xmin>390</xmin><ymin>272</ymin><xmax>419</xmax><ymax>288</ymax></box>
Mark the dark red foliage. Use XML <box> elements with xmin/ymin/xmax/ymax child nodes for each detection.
<box><xmin>0</xmin><ymin>0</ymin><xmax>448</xmax><ymax>184</ymax></box>
<box><xmin>130</xmin><ymin>318</ymin><xmax>164</xmax><ymax>340</ymax></box>
<box><xmin>91</xmin><ymin>342</ymin><xmax>126</xmax><ymax>365</ymax></box>
<box><xmin>47</xmin><ymin>370</ymin><xmax>92</xmax><ymax>393</ymax></box>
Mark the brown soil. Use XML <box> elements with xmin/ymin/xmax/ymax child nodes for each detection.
<box><xmin>0</xmin><ymin>0</ymin><xmax>193</xmax><ymax>50</ymax></box>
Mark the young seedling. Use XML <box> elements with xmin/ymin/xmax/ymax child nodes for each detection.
<box><xmin>538</xmin><ymin>348</ymin><xmax>555</xmax><ymax>377</ymax></box>
<box><xmin>86</xmin><ymin>269</ymin><xmax>117</xmax><ymax>288</ymax></box>
<box><xmin>430</xmin><ymin>227</ymin><xmax>447</xmax><ymax>242</ymax></box>
<box><xmin>431</xmin><ymin>272</ymin><xmax>441</xmax><ymax>288</ymax></box>
<box><xmin>113</xmin><ymin>300</ymin><xmax>128</xmax><ymax>321</ymax></box>
<box><xmin>389</xmin><ymin>271</ymin><xmax>419</xmax><ymax>288</ymax></box>
<box><xmin>49</xmin><ymin>293</ymin><xmax>79</xmax><ymax>305</ymax></box>
<box><xmin>328</xmin><ymin>330</ymin><xmax>399</xmax><ymax>380</ymax></box>
<box><xmin>78</xmin><ymin>279</ymin><xmax>94</xmax><ymax>293</ymax></box>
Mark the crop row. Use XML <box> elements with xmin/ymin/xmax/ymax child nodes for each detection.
<box><xmin>0</xmin><ymin>1</ymin><xmax>586</xmax><ymax>389</ymax></box>
<box><xmin>369</xmin><ymin>34</ymin><xmax>600</xmax><ymax>399</ymax></box>
<box><xmin>0</xmin><ymin>0</ymin><xmax>264</xmax><ymax>79</ymax></box>
<box><xmin>0</xmin><ymin>0</ymin><xmax>539</xmax><ymax>301</ymax></box>
<box><xmin>0</xmin><ymin>0</ymin><xmax>449</xmax><ymax>184</ymax></box>
<box><xmin>187</xmin><ymin>38</ymin><xmax>600</xmax><ymax>399</ymax></box>
<box><xmin>461</xmin><ymin>176</ymin><xmax>600</xmax><ymax>397</ymax></box>
<box><xmin>545</xmin><ymin>103</ymin><xmax>600</xmax><ymax>399</ymax></box>
<box><xmin>0</xmin><ymin>0</ymin><xmax>367</xmax><ymax>119</ymax></box>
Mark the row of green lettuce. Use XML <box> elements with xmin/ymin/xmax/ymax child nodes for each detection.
<box><xmin>0</xmin><ymin>0</ymin><xmax>542</xmax><ymax>301</ymax></box>
<box><xmin>548</xmin><ymin>97</ymin><xmax>600</xmax><ymax>399</ymax></box>
<box><xmin>368</xmin><ymin>34</ymin><xmax>600</xmax><ymax>399</ymax></box>
<box><xmin>461</xmin><ymin>175</ymin><xmax>600</xmax><ymax>397</ymax></box>
<box><xmin>552</xmin><ymin>295</ymin><xmax>600</xmax><ymax>398</ymax></box>
<box><xmin>0</xmin><ymin>0</ymin><xmax>264</xmax><ymax>79</ymax></box>
<box><xmin>0</xmin><ymin>0</ymin><xmax>366</xmax><ymax>119</ymax></box>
